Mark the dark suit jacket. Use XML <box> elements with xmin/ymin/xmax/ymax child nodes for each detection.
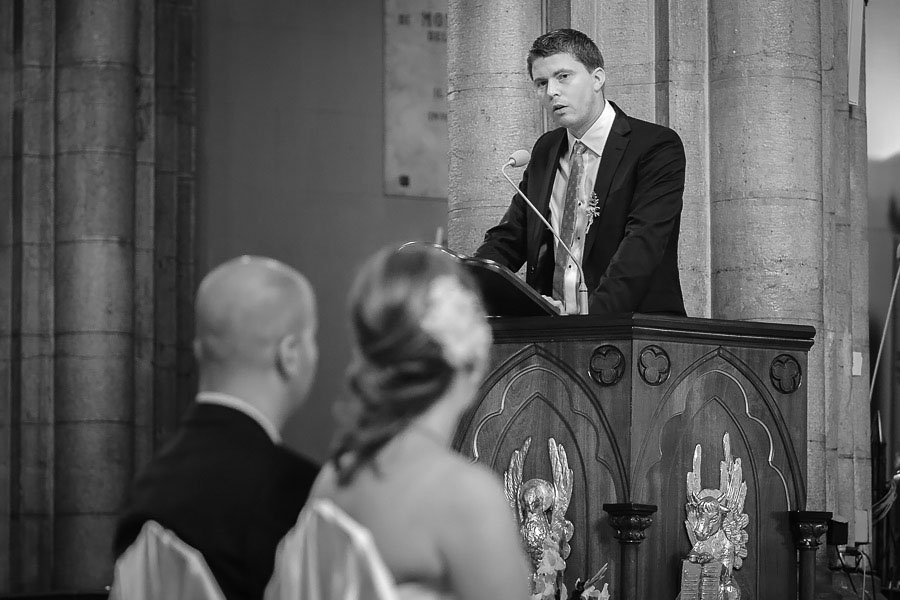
<box><xmin>475</xmin><ymin>101</ymin><xmax>687</xmax><ymax>315</ymax></box>
<box><xmin>113</xmin><ymin>402</ymin><xmax>319</xmax><ymax>600</ymax></box>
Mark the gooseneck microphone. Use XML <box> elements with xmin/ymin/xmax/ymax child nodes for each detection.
<box><xmin>501</xmin><ymin>150</ymin><xmax>588</xmax><ymax>315</ymax></box>
<box><xmin>506</xmin><ymin>149</ymin><xmax>531</xmax><ymax>168</ymax></box>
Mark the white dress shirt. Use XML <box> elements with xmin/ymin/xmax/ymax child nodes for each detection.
<box><xmin>549</xmin><ymin>99</ymin><xmax>616</xmax><ymax>314</ymax></box>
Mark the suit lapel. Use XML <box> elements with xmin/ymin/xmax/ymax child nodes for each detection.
<box><xmin>583</xmin><ymin>105</ymin><xmax>630</xmax><ymax>260</ymax></box>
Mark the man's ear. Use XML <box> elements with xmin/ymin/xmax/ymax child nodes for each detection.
<box><xmin>276</xmin><ymin>333</ymin><xmax>300</xmax><ymax>378</ymax></box>
<box><xmin>592</xmin><ymin>67</ymin><xmax>606</xmax><ymax>92</ymax></box>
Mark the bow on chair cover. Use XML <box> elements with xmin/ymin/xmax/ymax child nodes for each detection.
<box><xmin>265</xmin><ymin>498</ymin><xmax>400</xmax><ymax>600</ymax></box>
<box><xmin>109</xmin><ymin>520</ymin><xmax>225</xmax><ymax>600</ymax></box>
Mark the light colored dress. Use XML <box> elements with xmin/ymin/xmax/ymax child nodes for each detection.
<box><xmin>109</xmin><ymin>520</ymin><xmax>225</xmax><ymax>600</ymax></box>
<box><xmin>265</xmin><ymin>498</ymin><xmax>453</xmax><ymax>600</ymax></box>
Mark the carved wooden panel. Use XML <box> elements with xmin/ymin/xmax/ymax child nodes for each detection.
<box><xmin>454</xmin><ymin>343</ymin><xmax>627</xmax><ymax>592</ymax></box>
<box><xmin>632</xmin><ymin>347</ymin><xmax>804</xmax><ymax>600</ymax></box>
<box><xmin>589</xmin><ymin>344</ymin><xmax>626</xmax><ymax>386</ymax></box>
<box><xmin>638</xmin><ymin>344</ymin><xmax>671</xmax><ymax>386</ymax></box>
<box><xmin>454</xmin><ymin>315</ymin><xmax>813</xmax><ymax>600</ymax></box>
<box><xmin>770</xmin><ymin>353</ymin><xmax>802</xmax><ymax>394</ymax></box>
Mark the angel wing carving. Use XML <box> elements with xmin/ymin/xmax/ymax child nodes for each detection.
<box><xmin>504</xmin><ymin>437</ymin><xmax>531</xmax><ymax>525</ymax></box>
<box><xmin>548</xmin><ymin>438</ymin><xmax>574</xmax><ymax>559</ymax></box>
<box><xmin>720</xmin><ymin>434</ymin><xmax>749</xmax><ymax>569</ymax></box>
<box><xmin>685</xmin><ymin>443</ymin><xmax>703</xmax><ymax>547</ymax></box>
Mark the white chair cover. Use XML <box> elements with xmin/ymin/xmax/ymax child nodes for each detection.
<box><xmin>264</xmin><ymin>499</ymin><xmax>400</xmax><ymax>600</ymax></box>
<box><xmin>109</xmin><ymin>520</ymin><xmax>225</xmax><ymax>600</ymax></box>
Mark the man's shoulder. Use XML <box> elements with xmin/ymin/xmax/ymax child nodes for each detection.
<box><xmin>612</xmin><ymin>104</ymin><xmax>682</xmax><ymax>143</ymax></box>
<box><xmin>272</xmin><ymin>445</ymin><xmax>320</xmax><ymax>481</ymax></box>
<box><xmin>124</xmin><ymin>413</ymin><xmax>288</xmax><ymax>508</ymax></box>
<box><xmin>165</xmin><ymin>406</ymin><xmax>273</xmax><ymax>458</ymax></box>
<box><xmin>115</xmin><ymin>428</ymin><xmax>318</xmax><ymax>551</ymax></box>
<box><xmin>627</xmin><ymin>116</ymin><xmax>681</xmax><ymax>142</ymax></box>
<box><xmin>134</xmin><ymin>406</ymin><xmax>317</xmax><ymax>482</ymax></box>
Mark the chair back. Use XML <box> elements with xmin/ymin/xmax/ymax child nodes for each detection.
<box><xmin>265</xmin><ymin>499</ymin><xmax>399</xmax><ymax>600</ymax></box>
<box><xmin>109</xmin><ymin>520</ymin><xmax>225</xmax><ymax>600</ymax></box>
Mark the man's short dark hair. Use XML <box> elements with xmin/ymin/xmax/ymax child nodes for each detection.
<box><xmin>527</xmin><ymin>28</ymin><xmax>605</xmax><ymax>79</ymax></box>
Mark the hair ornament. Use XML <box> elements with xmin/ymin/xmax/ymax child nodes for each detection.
<box><xmin>420</xmin><ymin>275</ymin><xmax>491</xmax><ymax>369</ymax></box>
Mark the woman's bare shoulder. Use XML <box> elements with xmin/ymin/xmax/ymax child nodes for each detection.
<box><xmin>422</xmin><ymin>453</ymin><xmax>511</xmax><ymax>516</ymax></box>
<box><xmin>423</xmin><ymin>453</ymin><xmax>531</xmax><ymax>600</ymax></box>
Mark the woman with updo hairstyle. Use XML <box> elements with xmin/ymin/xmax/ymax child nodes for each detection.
<box><xmin>333</xmin><ymin>243</ymin><xmax>492</xmax><ymax>484</ymax></box>
<box><xmin>265</xmin><ymin>244</ymin><xmax>529</xmax><ymax>600</ymax></box>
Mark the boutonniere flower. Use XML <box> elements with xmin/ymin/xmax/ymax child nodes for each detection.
<box><xmin>583</xmin><ymin>192</ymin><xmax>602</xmax><ymax>229</ymax></box>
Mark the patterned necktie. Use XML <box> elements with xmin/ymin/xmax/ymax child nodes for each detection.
<box><xmin>552</xmin><ymin>141</ymin><xmax>586</xmax><ymax>303</ymax></box>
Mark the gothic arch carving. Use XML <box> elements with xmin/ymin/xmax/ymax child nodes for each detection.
<box><xmin>633</xmin><ymin>346</ymin><xmax>805</xmax><ymax>510</ymax></box>
<box><xmin>453</xmin><ymin>343</ymin><xmax>627</xmax><ymax>579</ymax></box>
<box><xmin>459</xmin><ymin>343</ymin><xmax>628</xmax><ymax>498</ymax></box>
<box><xmin>631</xmin><ymin>347</ymin><xmax>806</xmax><ymax>600</ymax></box>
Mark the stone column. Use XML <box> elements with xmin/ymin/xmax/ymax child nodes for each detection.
<box><xmin>6</xmin><ymin>1</ymin><xmax>58</xmax><ymax>591</ymax></box>
<box><xmin>0</xmin><ymin>2</ymin><xmax>15</xmax><ymax>590</ymax></box>
<box><xmin>820</xmin><ymin>0</ymin><xmax>852</xmax><ymax>526</ymax></box>
<box><xmin>657</xmin><ymin>0</ymin><xmax>711</xmax><ymax>317</ymax></box>
<box><xmin>54</xmin><ymin>0</ymin><xmax>137</xmax><ymax>588</ymax></box>
<box><xmin>812</xmin><ymin>0</ymin><xmax>870</xmax><ymax>529</ymax></box>
<box><xmin>152</xmin><ymin>0</ymin><xmax>198</xmax><ymax>446</ymax></box>
<box><xmin>446</xmin><ymin>0</ymin><xmax>543</xmax><ymax>255</ymax></box>
<box><xmin>708</xmin><ymin>0</ymin><xmax>823</xmax><ymax>322</ymax></box>
<box><xmin>845</xmin><ymin>25</ymin><xmax>872</xmax><ymax>547</ymax></box>
<box><xmin>707</xmin><ymin>1</ymin><xmax>825</xmax><ymax>505</ymax></box>
<box><xmin>819</xmin><ymin>0</ymin><xmax>871</xmax><ymax>538</ymax></box>
<box><xmin>133</xmin><ymin>0</ymin><xmax>157</xmax><ymax>471</ymax></box>
<box><xmin>571</xmin><ymin>1</ymin><xmax>656</xmax><ymax>121</ymax></box>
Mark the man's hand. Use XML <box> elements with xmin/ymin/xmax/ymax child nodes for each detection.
<box><xmin>541</xmin><ymin>295</ymin><xmax>564</xmax><ymax>314</ymax></box>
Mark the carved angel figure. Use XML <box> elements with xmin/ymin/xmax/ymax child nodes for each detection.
<box><xmin>684</xmin><ymin>433</ymin><xmax>749</xmax><ymax>600</ymax></box>
<box><xmin>504</xmin><ymin>437</ymin><xmax>574</xmax><ymax>597</ymax></box>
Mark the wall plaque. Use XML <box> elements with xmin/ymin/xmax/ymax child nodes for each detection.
<box><xmin>384</xmin><ymin>0</ymin><xmax>448</xmax><ymax>198</ymax></box>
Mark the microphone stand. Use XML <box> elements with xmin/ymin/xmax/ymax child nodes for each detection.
<box><xmin>501</xmin><ymin>161</ymin><xmax>589</xmax><ymax>315</ymax></box>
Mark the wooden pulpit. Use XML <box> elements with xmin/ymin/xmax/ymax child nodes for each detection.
<box><xmin>447</xmin><ymin>249</ymin><xmax>815</xmax><ymax>600</ymax></box>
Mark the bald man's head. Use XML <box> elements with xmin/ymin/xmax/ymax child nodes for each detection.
<box><xmin>194</xmin><ymin>257</ymin><xmax>317</xmax><ymax>395</ymax></box>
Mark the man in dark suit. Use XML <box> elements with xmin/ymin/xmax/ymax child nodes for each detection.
<box><xmin>114</xmin><ymin>256</ymin><xmax>320</xmax><ymax>599</ymax></box>
<box><xmin>475</xmin><ymin>28</ymin><xmax>687</xmax><ymax>316</ymax></box>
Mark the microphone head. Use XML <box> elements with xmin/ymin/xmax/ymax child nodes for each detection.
<box><xmin>507</xmin><ymin>150</ymin><xmax>531</xmax><ymax>168</ymax></box>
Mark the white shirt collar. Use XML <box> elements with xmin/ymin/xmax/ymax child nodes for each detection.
<box><xmin>567</xmin><ymin>99</ymin><xmax>615</xmax><ymax>157</ymax></box>
<box><xmin>195</xmin><ymin>391</ymin><xmax>282</xmax><ymax>444</ymax></box>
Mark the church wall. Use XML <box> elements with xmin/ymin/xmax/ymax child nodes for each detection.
<box><xmin>195</xmin><ymin>0</ymin><xmax>448</xmax><ymax>464</ymax></box>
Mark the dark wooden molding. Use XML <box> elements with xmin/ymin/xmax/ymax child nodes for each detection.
<box><xmin>604</xmin><ymin>503</ymin><xmax>657</xmax><ymax>543</ymax></box>
<box><xmin>790</xmin><ymin>510</ymin><xmax>832</xmax><ymax>600</ymax></box>
<box><xmin>489</xmin><ymin>313</ymin><xmax>816</xmax><ymax>350</ymax></box>
<box><xmin>789</xmin><ymin>510</ymin><xmax>831</xmax><ymax>550</ymax></box>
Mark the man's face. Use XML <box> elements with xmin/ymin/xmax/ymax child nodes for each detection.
<box><xmin>531</xmin><ymin>52</ymin><xmax>606</xmax><ymax>139</ymax></box>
